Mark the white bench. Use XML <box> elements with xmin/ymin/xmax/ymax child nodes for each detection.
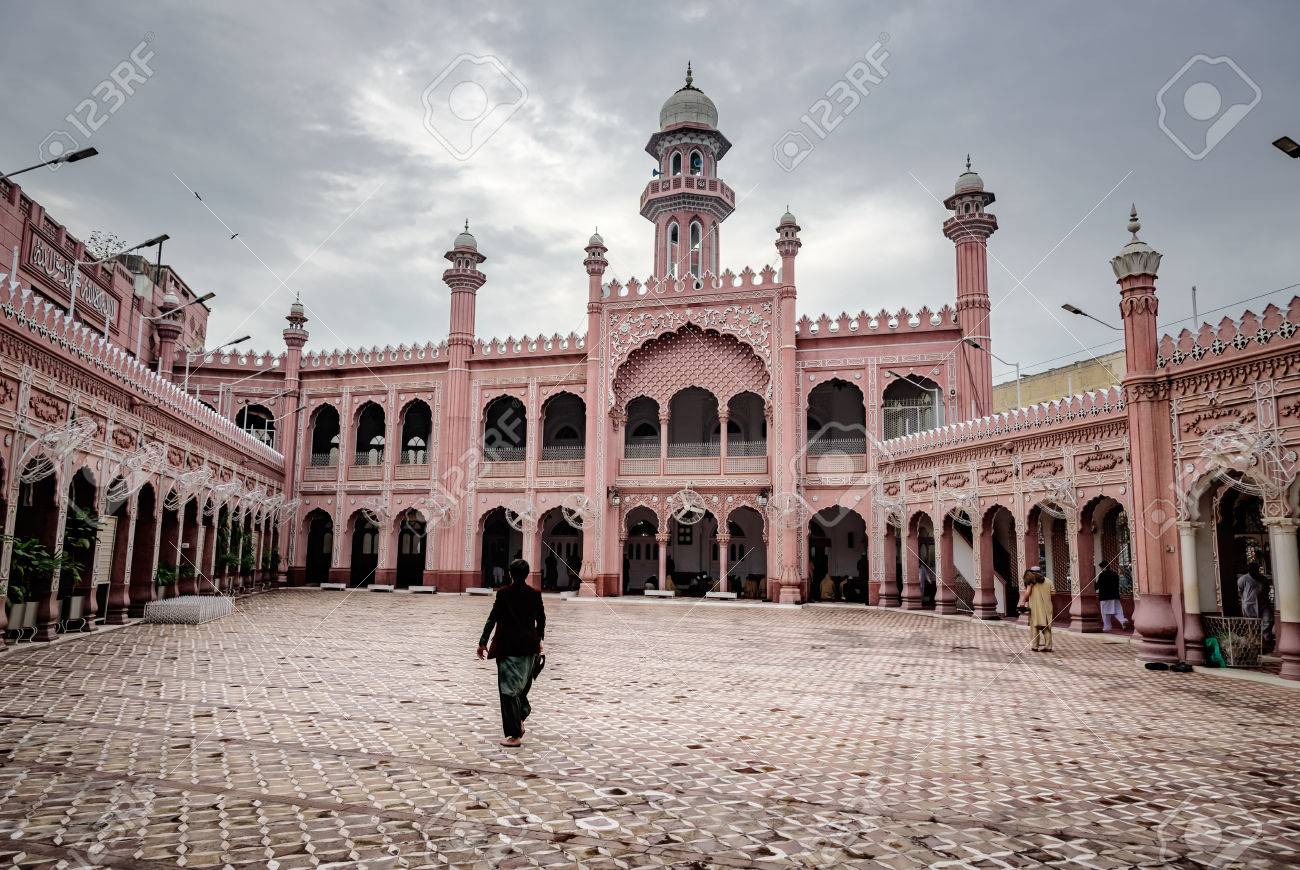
<box><xmin>644</xmin><ymin>588</ymin><xmax>676</xmax><ymax>598</ymax></box>
<box><xmin>466</xmin><ymin>587</ymin><xmax>494</xmax><ymax>596</ymax></box>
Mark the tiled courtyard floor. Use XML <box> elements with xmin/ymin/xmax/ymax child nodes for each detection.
<box><xmin>0</xmin><ymin>590</ymin><xmax>1296</xmax><ymax>869</ymax></box>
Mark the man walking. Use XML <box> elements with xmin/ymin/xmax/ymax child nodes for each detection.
<box><xmin>1096</xmin><ymin>561</ymin><xmax>1130</xmax><ymax>631</ymax></box>
<box><xmin>476</xmin><ymin>559</ymin><xmax>546</xmax><ymax>747</ymax></box>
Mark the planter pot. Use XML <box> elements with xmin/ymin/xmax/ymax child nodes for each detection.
<box><xmin>19</xmin><ymin>601</ymin><xmax>37</xmax><ymax>638</ymax></box>
<box><xmin>6</xmin><ymin>601</ymin><xmax>28</xmax><ymax>640</ymax></box>
<box><xmin>66</xmin><ymin>595</ymin><xmax>86</xmax><ymax>632</ymax></box>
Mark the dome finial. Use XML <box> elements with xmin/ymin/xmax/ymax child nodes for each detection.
<box><xmin>464</xmin><ymin>218</ymin><xmax>470</xmax><ymax>233</ymax></box>
<box><xmin>1127</xmin><ymin>204</ymin><xmax>1141</xmax><ymax>239</ymax></box>
<box><xmin>685</xmin><ymin>61</ymin><xmax>693</xmax><ymax>88</ymax></box>
<box><xmin>965</xmin><ymin>153</ymin><xmax>971</xmax><ymax>171</ymax></box>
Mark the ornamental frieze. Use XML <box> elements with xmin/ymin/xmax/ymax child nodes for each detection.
<box><xmin>1079</xmin><ymin>452</ymin><xmax>1122</xmax><ymax>473</ymax></box>
<box><xmin>939</xmin><ymin>471</ymin><xmax>969</xmax><ymax>489</ymax></box>
<box><xmin>1180</xmin><ymin>406</ymin><xmax>1257</xmax><ymax>437</ymax></box>
<box><xmin>980</xmin><ymin>466</ymin><xmax>1013</xmax><ymax>485</ymax></box>
<box><xmin>1024</xmin><ymin>460</ymin><xmax>1063</xmax><ymax>478</ymax></box>
<box><xmin>29</xmin><ymin>392</ymin><xmax>65</xmax><ymax>424</ymax></box>
<box><xmin>607</xmin><ymin>301</ymin><xmax>773</xmax><ymax>380</ymax></box>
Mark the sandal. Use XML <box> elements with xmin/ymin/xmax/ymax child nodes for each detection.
<box><xmin>499</xmin><ymin>737</ymin><xmax>522</xmax><ymax>747</ymax></box>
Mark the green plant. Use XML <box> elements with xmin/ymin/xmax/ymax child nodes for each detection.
<box><xmin>268</xmin><ymin>548</ymin><xmax>281</xmax><ymax>572</ymax></box>
<box><xmin>239</xmin><ymin>551</ymin><xmax>254</xmax><ymax>576</ymax></box>
<box><xmin>178</xmin><ymin>563</ymin><xmax>195</xmax><ymax>579</ymax></box>
<box><xmin>155</xmin><ymin>564</ymin><xmax>178</xmax><ymax>587</ymax></box>
<box><xmin>7</xmin><ymin>583</ymin><xmax>26</xmax><ymax>606</ymax></box>
<box><xmin>6</xmin><ymin>535</ymin><xmax>82</xmax><ymax>591</ymax></box>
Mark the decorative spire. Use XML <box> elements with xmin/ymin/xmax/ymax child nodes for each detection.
<box><xmin>1111</xmin><ymin>203</ymin><xmax>1161</xmax><ymax>280</ymax></box>
<box><xmin>685</xmin><ymin>61</ymin><xmax>694</xmax><ymax>89</ymax></box>
<box><xmin>464</xmin><ymin>219</ymin><xmax>470</xmax><ymax>233</ymax></box>
<box><xmin>1127</xmin><ymin>204</ymin><xmax>1141</xmax><ymax>240</ymax></box>
<box><xmin>965</xmin><ymin>153</ymin><xmax>971</xmax><ymax>171</ymax></box>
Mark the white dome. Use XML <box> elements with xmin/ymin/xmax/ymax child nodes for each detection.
<box><xmin>954</xmin><ymin>155</ymin><xmax>984</xmax><ymax>195</ymax></box>
<box><xmin>454</xmin><ymin>220</ymin><xmax>477</xmax><ymax>250</ymax></box>
<box><xmin>659</xmin><ymin>64</ymin><xmax>718</xmax><ymax>130</ymax></box>
<box><xmin>588</xmin><ymin>231</ymin><xmax>605</xmax><ymax>247</ymax></box>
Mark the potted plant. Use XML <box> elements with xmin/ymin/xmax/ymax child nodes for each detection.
<box><xmin>6</xmin><ymin>582</ymin><xmax>28</xmax><ymax>641</ymax></box>
<box><xmin>4</xmin><ymin>536</ymin><xmax>80</xmax><ymax>640</ymax></box>
<box><xmin>178</xmin><ymin>563</ymin><xmax>196</xmax><ymax>595</ymax></box>
<box><xmin>155</xmin><ymin>563</ymin><xmax>179</xmax><ymax>596</ymax></box>
<box><xmin>61</xmin><ymin>505</ymin><xmax>101</xmax><ymax>627</ymax></box>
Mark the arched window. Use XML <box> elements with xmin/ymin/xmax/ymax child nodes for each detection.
<box><xmin>670</xmin><ymin>152</ymin><xmax>683</xmax><ymax>176</ymax></box>
<box><xmin>400</xmin><ymin>400</ymin><xmax>432</xmax><ymax>465</ymax></box>
<box><xmin>354</xmin><ymin>402</ymin><xmax>386</xmax><ymax>466</ymax></box>
<box><xmin>667</xmin><ymin>222</ymin><xmax>680</xmax><ymax>277</ymax></box>
<box><xmin>236</xmin><ymin>404</ymin><xmax>276</xmax><ymax>448</ymax></box>
<box><xmin>310</xmin><ymin>405</ymin><xmax>341</xmax><ymax>466</ymax></box>
<box><xmin>882</xmin><ymin>376</ymin><xmax>943</xmax><ymax>439</ymax></box>
<box><xmin>540</xmin><ymin>392</ymin><xmax>586</xmax><ymax>461</ymax></box>
<box><xmin>689</xmin><ymin>220</ymin><xmax>702</xmax><ymax>278</ymax></box>
<box><xmin>689</xmin><ymin>150</ymin><xmax>703</xmax><ymax>175</ymax></box>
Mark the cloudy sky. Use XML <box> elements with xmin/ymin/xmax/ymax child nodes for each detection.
<box><xmin>5</xmin><ymin>1</ymin><xmax>1299</xmax><ymax>383</ymax></box>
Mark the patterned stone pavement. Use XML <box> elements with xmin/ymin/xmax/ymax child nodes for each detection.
<box><xmin>0</xmin><ymin>590</ymin><xmax>1297</xmax><ymax>869</ymax></box>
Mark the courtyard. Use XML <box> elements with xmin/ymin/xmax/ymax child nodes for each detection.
<box><xmin>0</xmin><ymin>591</ymin><xmax>1295</xmax><ymax>868</ymax></box>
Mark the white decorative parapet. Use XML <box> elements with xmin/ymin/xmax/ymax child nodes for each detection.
<box><xmin>303</xmin><ymin>340</ymin><xmax>449</xmax><ymax>369</ymax></box>
<box><xmin>141</xmin><ymin>594</ymin><xmax>234</xmax><ymax>625</ymax></box>
<box><xmin>795</xmin><ymin>304</ymin><xmax>958</xmax><ymax>336</ymax></box>
<box><xmin>0</xmin><ymin>281</ymin><xmax>283</xmax><ymax>467</ymax></box>
<box><xmin>885</xmin><ymin>385</ymin><xmax>1127</xmax><ymax>456</ymax></box>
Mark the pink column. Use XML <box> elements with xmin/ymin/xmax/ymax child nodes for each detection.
<box><xmin>658</xmin><ymin>412</ymin><xmax>670</xmax><ymax>473</ymax></box>
<box><xmin>773</xmin><ymin>213</ymin><xmax>802</xmax><ymax>604</ymax></box>
<box><xmin>1068</xmin><ymin>517</ymin><xmax>1101</xmax><ymax>632</ymax></box>
<box><xmin>880</xmin><ymin>525</ymin><xmax>900</xmax><ymax>607</ymax></box>
<box><xmin>1113</xmin><ymin>208</ymin><xmax>1179</xmax><ymax>663</ymax></box>
<box><xmin>717</xmin><ymin>532</ymin><xmax>730</xmax><ymax>593</ymax></box>
<box><xmin>434</xmin><ymin>228</ymin><xmax>485</xmax><ymax>593</ymax></box>
<box><xmin>717</xmin><ymin>408</ymin><xmax>729</xmax><ymax>472</ymax></box>
<box><xmin>901</xmin><ymin>520</ymin><xmax>923</xmax><ymax>610</ymax></box>
<box><xmin>656</xmin><ymin>532</ymin><xmax>669</xmax><ymax>591</ymax></box>
<box><xmin>579</xmin><ymin>234</ymin><xmax>608</xmax><ymax>597</ymax></box>
<box><xmin>973</xmin><ymin>520</ymin><xmax>1000</xmax><ymax>619</ymax></box>
<box><xmin>1265</xmin><ymin>519</ymin><xmax>1299</xmax><ymax>679</ymax></box>
<box><xmin>936</xmin><ymin>520</ymin><xmax>958</xmax><ymax>614</ymax></box>
<box><xmin>942</xmin><ymin>160</ymin><xmax>998</xmax><ymax>421</ymax></box>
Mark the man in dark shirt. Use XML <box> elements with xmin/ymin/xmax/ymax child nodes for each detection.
<box><xmin>476</xmin><ymin>559</ymin><xmax>546</xmax><ymax>746</ymax></box>
<box><xmin>1096</xmin><ymin>561</ymin><xmax>1129</xmax><ymax>631</ymax></box>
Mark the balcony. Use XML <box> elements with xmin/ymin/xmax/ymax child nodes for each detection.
<box><xmin>804</xmin><ymin>436</ymin><xmax>867</xmax><ymax>476</ymax></box>
<box><xmin>304</xmin><ymin>453</ymin><xmax>338</xmax><ymax>482</ymax></box>
<box><xmin>617</xmin><ymin>440</ymin><xmax>768</xmax><ymax>477</ymax></box>
<box><xmin>350</xmin><ymin>451</ymin><xmax>385</xmax><ymax>481</ymax></box>
<box><xmin>538</xmin><ymin>445</ymin><xmax>584</xmax><ymax>477</ymax></box>
<box><xmin>482</xmin><ymin>446</ymin><xmax>525</xmax><ymax>479</ymax></box>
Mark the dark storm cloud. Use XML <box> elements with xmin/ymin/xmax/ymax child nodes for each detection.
<box><xmin>4</xmin><ymin>1</ymin><xmax>1298</xmax><ymax>382</ymax></box>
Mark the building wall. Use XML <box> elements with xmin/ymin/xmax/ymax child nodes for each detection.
<box><xmin>991</xmin><ymin>350</ymin><xmax>1126</xmax><ymax>413</ymax></box>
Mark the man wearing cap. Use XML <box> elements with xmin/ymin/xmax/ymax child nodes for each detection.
<box><xmin>1017</xmin><ymin>566</ymin><xmax>1054</xmax><ymax>652</ymax></box>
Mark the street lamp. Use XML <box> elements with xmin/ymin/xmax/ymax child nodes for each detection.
<box><xmin>1061</xmin><ymin>303</ymin><xmax>1121</xmax><ymax>331</ymax></box>
<box><xmin>69</xmin><ymin>233</ymin><xmax>169</xmax><ymax>326</ymax></box>
<box><xmin>1273</xmin><ymin>136</ymin><xmax>1300</xmax><ymax>158</ymax></box>
<box><xmin>2</xmin><ymin>146</ymin><xmax>99</xmax><ymax>181</ymax></box>
<box><xmin>963</xmin><ymin>337</ymin><xmax>1022</xmax><ymax>408</ymax></box>
<box><xmin>183</xmin><ymin>335</ymin><xmax>250</xmax><ymax>391</ymax></box>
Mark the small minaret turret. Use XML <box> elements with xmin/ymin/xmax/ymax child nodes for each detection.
<box><xmin>642</xmin><ymin>64</ymin><xmax>735</xmax><ymax>281</ymax></box>
<box><xmin>1111</xmin><ymin>206</ymin><xmax>1181</xmax><ymax>665</ymax></box>
<box><xmin>772</xmin><ymin>209</ymin><xmax>802</xmax><ymax>604</ymax></box>
<box><xmin>943</xmin><ymin>156</ymin><xmax>998</xmax><ymax>420</ymax></box>
<box><xmin>155</xmin><ymin>290</ymin><xmax>184</xmax><ymax>377</ymax></box>
<box><xmin>278</xmin><ymin>294</ymin><xmax>310</xmax><ymax>581</ymax></box>
<box><xmin>578</xmin><ymin>230</ymin><xmax>609</xmax><ymax>597</ymax></box>
<box><xmin>434</xmin><ymin>222</ymin><xmax>485</xmax><ymax>591</ymax></box>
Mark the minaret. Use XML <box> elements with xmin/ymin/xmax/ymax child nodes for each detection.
<box><xmin>642</xmin><ymin>64</ymin><xmax>735</xmax><ymax>281</ymax></box>
<box><xmin>279</xmin><ymin>295</ymin><xmax>309</xmax><ymax>584</ymax></box>
<box><xmin>435</xmin><ymin>222</ymin><xmax>485</xmax><ymax>592</ymax></box>
<box><xmin>154</xmin><ymin>290</ymin><xmax>184</xmax><ymax>377</ymax></box>
<box><xmin>943</xmin><ymin>157</ymin><xmax>998</xmax><ymax>419</ymax></box>
<box><xmin>578</xmin><ymin>231</ymin><xmax>608</xmax><ymax>597</ymax></box>
<box><xmin>1111</xmin><ymin>206</ymin><xmax>1180</xmax><ymax>664</ymax></box>
<box><xmin>773</xmin><ymin>210</ymin><xmax>802</xmax><ymax>604</ymax></box>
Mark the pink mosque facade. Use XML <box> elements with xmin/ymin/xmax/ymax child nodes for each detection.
<box><xmin>2</xmin><ymin>72</ymin><xmax>1299</xmax><ymax>679</ymax></box>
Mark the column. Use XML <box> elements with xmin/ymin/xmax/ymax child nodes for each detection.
<box><xmin>973</xmin><ymin>520</ymin><xmax>1000</xmax><ymax>619</ymax></box>
<box><xmin>901</xmin><ymin>520</ymin><xmax>923</xmax><ymax>609</ymax></box>
<box><xmin>106</xmin><ymin>496</ymin><xmax>137</xmax><ymax>624</ymax></box>
<box><xmin>523</xmin><ymin>522</ymin><xmax>540</xmax><ymax>590</ymax></box>
<box><xmin>1177</xmin><ymin>521</ymin><xmax>1206</xmax><ymax>665</ymax></box>
<box><xmin>936</xmin><ymin>521</ymin><xmax>957</xmax><ymax>614</ymax></box>
<box><xmin>1266</xmin><ymin>518</ymin><xmax>1299</xmax><ymax>680</ymax></box>
<box><xmin>717</xmin><ymin>532</ymin><xmax>731</xmax><ymax>594</ymax></box>
<box><xmin>773</xmin><ymin>213</ymin><xmax>803</xmax><ymax>605</ymax></box>
<box><xmin>717</xmin><ymin>408</ymin><xmax>729</xmax><ymax>472</ymax></box>
<box><xmin>1068</xmin><ymin>516</ymin><xmax>1101</xmax><ymax>632</ymax></box>
<box><xmin>578</xmin><ymin>234</ymin><xmax>608</xmax><ymax>597</ymax></box>
<box><xmin>191</xmin><ymin>516</ymin><xmax>207</xmax><ymax>596</ymax></box>
<box><xmin>656</xmin><ymin>532</ymin><xmax>669</xmax><ymax>591</ymax></box>
<box><xmin>880</xmin><ymin>525</ymin><xmax>899</xmax><ymax>607</ymax></box>
<box><xmin>658</xmin><ymin>412</ymin><xmax>671</xmax><ymax>472</ymax></box>
<box><xmin>34</xmin><ymin>486</ymin><xmax>71</xmax><ymax>642</ymax></box>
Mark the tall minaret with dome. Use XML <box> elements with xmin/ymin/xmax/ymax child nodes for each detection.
<box><xmin>641</xmin><ymin>64</ymin><xmax>736</xmax><ymax>281</ymax></box>
<box><xmin>943</xmin><ymin>156</ymin><xmax>998</xmax><ymax>420</ymax></box>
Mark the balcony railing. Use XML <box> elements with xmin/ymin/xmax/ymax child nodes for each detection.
<box><xmin>668</xmin><ymin>441</ymin><xmax>720</xmax><ymax>458</ymax></box>
<box><xmin>354</xmin><ymin>451</ymin><xmax>385</xmax><ymax>466</ymax></box>
<box><xmin>484</xmin><ymin>446</ymin><xmax>525</xmax><ymax>462</ymax></box>
<box><xmin>540</xmin><ymin>445</ymin><xmax>584</xmax><ymax>461</ymax></box>
<box><xmin>728</xmin><ymin>440</ymin><xmax>767</xmax><ymax>456</ymax></box>
<box><xmin>310</xmin><ymin>452</ymin><xmax>337</xmax><ymax>467</ymax></box>
<box><xmin>624</xmin><ymin>440</ymin><xmax>660</xmax><ymax>459</ymax></box>
<box><xmin>807</xmin><ymin>436</ymin><xmax>867</xmax><ymax>455</ymax></box>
